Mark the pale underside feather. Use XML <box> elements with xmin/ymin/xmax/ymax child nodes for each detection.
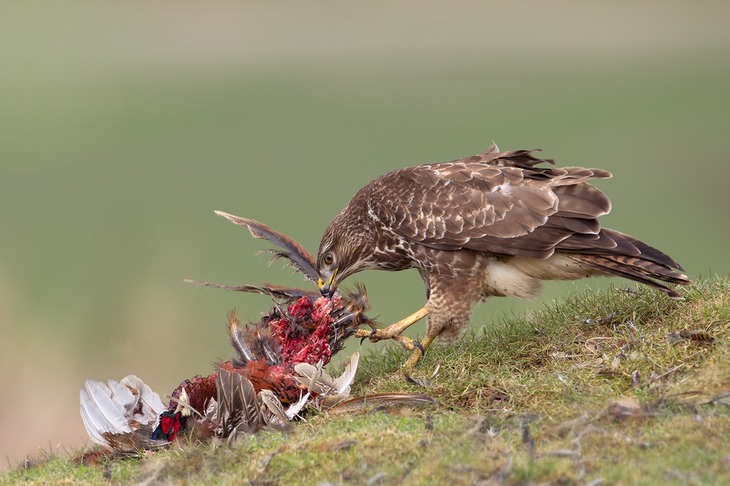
<box><xmin>293</xmin><ymin>352</ymin><xmax>360</xmax><ymax>407</ymax></box>
<box><xmin>80</xmin><ymin>375</ymin><xmax>164</xmax><ymax>448</ymax></box>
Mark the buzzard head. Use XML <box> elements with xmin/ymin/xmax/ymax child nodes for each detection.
<box><xmin>316</xmin><ymin>216</ymin><xmax>373</xmax><ymax>298</ymax></box>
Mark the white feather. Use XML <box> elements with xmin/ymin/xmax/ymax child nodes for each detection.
<box><xmin>79</xmin><ymin>375</ymin><xmax>164</xmax><ymax>447</ymax></box>
<box><xmin>79</xmin><ymin>379</ymin><xmax>135</xmax><ymax>446</ymax></box>
<box><xmin>79</xmin><ymin>388</ymin><xmax>111</xmax><ymax>446</ymax></box>
<box><xmin>119</xmin><ymin>375</ymin><xmax>165</xmax><ymax>420</ymax></box>
<box><xmin>293</xmin><ymin>361</ymin><xmax>328</xmax><ymax>394</ymax></box>
<box><xmin>292</xmin><ymin>353</ymin><xmax>361</xmax><ymax>409</ymax></box>
<box><xmin>333</xmin><ymin>352</ymin><xmax>359</xmax><ymax>395</ymax></box>
<box><xmin>285</xmin><ymin>391</ymin><xmax>310</xmax><ymax>420</ymax></box>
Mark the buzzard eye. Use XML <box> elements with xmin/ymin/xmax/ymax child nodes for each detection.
<box><xmin>323</xmin><ymin>253</ymin><xmax>335</xmax><ymax>266</ymax></box>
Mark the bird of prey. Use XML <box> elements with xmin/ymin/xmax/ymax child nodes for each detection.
<box><xmin>316</xmin><ymin>144</ymin><xmax>689</xmax><ymax>381</ymax></box>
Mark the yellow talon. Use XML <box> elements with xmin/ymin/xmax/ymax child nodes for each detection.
<box><xmin>400</xmin><ymin>335</ymin><xmax>436</xmax><ymax>384</ymax></box>
<box><xmin>354</xmin><ymin>306</ymin><xmax>435</xmax><ymax>384</ymax></box>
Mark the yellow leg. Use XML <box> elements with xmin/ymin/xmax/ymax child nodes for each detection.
<box><xmin>354</xmin><ymin>306</ymin><xmax>431</xmax><ymax>346</ymax></box>
<box><xmin>355</xmin><ymin>306</ymin><xmax>436</xmax><ymax>385</ymax></box>
<box><xmin>399</xmin><ymin>334</ymin><xmax>438</xmax><ymax>387</ymax></box>
<box><xmin>401</xmin><ymin>334</ymin><xmax>435</xmax><ymax>376</ymax></box>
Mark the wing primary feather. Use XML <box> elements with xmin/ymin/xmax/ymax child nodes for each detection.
<box><xmin>334</xmin><ymin>352</ymin><xmax>359</xmax><ymax>395</ymax></box>
<box><xmin>327</xmin><ymin>393</ymin><xmax>437</xmax><ymax>414</ymax></box>
<box><xmin>80</xmin><ymin>379</ymin><xmax>135</xmax><ymax>446</ymax></box>
<box><xmin>214</xmin><ymin>211</ymin><xmax>318</xmax><ymax>282</ymax></box>
<box><xmin>184</xmin><ymin>279</ymin><xmax>320</xmax><ymax>300</ymax></box>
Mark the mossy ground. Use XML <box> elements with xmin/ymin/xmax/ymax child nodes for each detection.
<box><xmin>5</xmin><ymin>277</ymin><xmax>729</xmax><ymax>485</ymax></box>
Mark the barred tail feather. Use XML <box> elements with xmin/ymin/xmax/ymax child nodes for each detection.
<box><xmin>569</xmin><ymin>253</ymin><xmax>690</xmax><ymax>299</ymax></box>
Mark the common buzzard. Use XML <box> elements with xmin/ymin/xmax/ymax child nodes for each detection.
<box><xmin>316</xmin><ymin>144</ymin><xmax>689</xmax><ymax>380</ymax></box>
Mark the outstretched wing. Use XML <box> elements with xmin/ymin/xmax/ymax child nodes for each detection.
<box><xmin>366</xmin><ymin>145</ymin><xmax>612</xmax><ymax>259</ymax></box>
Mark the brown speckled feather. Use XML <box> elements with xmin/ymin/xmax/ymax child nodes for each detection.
<box><xmin>366</xmin><ymin>144</ymin><xmax>611</xmax><ymax>258</ymax></box>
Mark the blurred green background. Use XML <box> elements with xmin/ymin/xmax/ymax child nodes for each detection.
<box><xmin>2</xmin><ymin>1</ymin><xmax>729</xmax><ymax>470</ymax></box>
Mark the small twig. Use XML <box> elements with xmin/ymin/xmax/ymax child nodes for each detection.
<box><xmin>545</xmin><ymin>449</ymin><xmax>582</xmax><ymax>458</ymax></box>
<box><xmin>650</xmin><ymin>363</ymin><xmax>685</xmax><ymax>382</ymax></box>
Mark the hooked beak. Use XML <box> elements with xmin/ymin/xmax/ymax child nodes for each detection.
<box><xmin>318</xmin><ymin>280</ymin><xmax>334</xmax><ymax>298</ymax></box>
<box><xmin>317</xmin><ymin>270</ymin><xmax>338</xmax><ymax>298</ymax></box>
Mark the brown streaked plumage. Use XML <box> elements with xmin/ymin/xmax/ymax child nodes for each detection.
<box><xmin>316</xmin><ymin>143</ymin><xmax>690</xmax><ymax>381</ymax></box>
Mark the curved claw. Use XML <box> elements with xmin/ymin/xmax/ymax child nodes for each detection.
<box><xmin>412</xmin><ymin>339</ymin><xmax>425</xmax><ymax>357</ymax></box>
<box><xmin>403</xmin><ymin>372</ymin><xmax>432</xmax><ymax>388</ymax></box>
<box><xmin>359</xmin><ymin>329</ymin><xmax>378</xmax><ymax>345</ymax></box>
<box><xmin>402</xmin><ymin>362</ymin><xmax>440</xmax><ymax>388</ymax></box>
<box><xmin>399</xmin><ymin>335</ymin><xmax>437</xmax><ymax>386</ymax></box>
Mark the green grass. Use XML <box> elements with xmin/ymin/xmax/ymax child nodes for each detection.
<box><xmin>5</xmin><ymin>277</ymin><xmax>729</xmax><ymax>485</ymax></box>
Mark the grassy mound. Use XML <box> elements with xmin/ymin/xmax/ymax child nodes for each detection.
<box><xmin>5</xmin><ymin>277</ymin><xmax>729</xmax><ymax>485</ymax></box>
